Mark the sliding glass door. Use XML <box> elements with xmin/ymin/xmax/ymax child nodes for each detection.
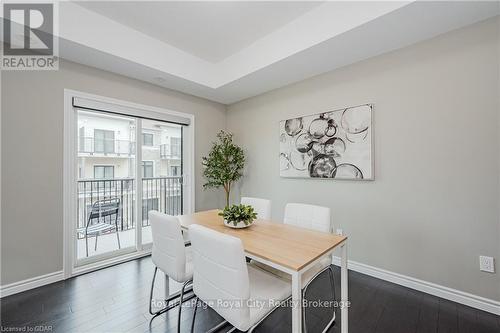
<box><xmin>140</xmin><ymin>119</ymin><xmax>183</xmax><ymax>248</ymax></box>
<box><xmin>75</xmin><ymin>109</ymin><xmax>184</xmax><ymax>266</ymax></box>
<box><xmin>76</xmin><ymin>110</ymin><xmax>137</xmax><ymax>262</ymax></box>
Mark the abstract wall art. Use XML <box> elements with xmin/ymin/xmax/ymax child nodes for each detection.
<box><xmin>279</xmin><ymin>104</ymin><xmax>373</xmax><ymax>180</ymax></box>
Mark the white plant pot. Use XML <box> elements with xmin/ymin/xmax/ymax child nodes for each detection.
<box><xmin>224</xmin><ymin>219</ymin><xmax>254</xmax><ymax>229</ymax></box>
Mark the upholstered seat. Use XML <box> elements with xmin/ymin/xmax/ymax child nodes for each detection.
<box><xmin>151</xmin><ymin>212</ymin><xmax>193</xmax><ymax>283</ymax></box>
<box><xmin>149</xmin><ymin>211</ymin><xmax>194</xmax><ymax>332</ymax></box>
<box><xmin>251</xmin><ymin>203</ymin><xmax>336</xmax><ymax>332</ymax></box>
<box><xmin>252</xmin><ymin>202</ymin><xmax>332</xmax><ymax>285</ymax></box>
<box><xmin>283</xmin><ymin>203</ymin><xmax>331</xmax><ymax>233</ymax></box>
<box><xmin>189</xmin><ymin>224</ymin><xmax>291</xmax><ymax>332</ymax></box>
<box><xmin>243</xmin><ymin>265</ymin><xmax>291</xmax><ymax>331</ymax></box>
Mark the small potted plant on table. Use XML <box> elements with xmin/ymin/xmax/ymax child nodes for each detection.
<box><xmin>219</xmin><ymin>204</ymin><xmax>257</xmax><ymax>229</ymax></box>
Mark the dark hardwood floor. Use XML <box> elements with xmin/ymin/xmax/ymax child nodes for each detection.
<box><xmin>1</xmin><ymin>257</ymin><xmax>499</xmax><ymax>333</ymax></box>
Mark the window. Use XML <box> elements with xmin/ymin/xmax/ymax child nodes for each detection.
<box><xmin>160</xmin><ymin>144</ymin><xmax>168</xmax><ymax>158</ymax></box>
<box><xmin>142</xmin><ymin>133</ymin><xmax>154</xmax><ymax>146</ymax></box>
<box><xmin>79</xmin><ymin>127</ymin><xmax>85</xmax><ymax>152</ymax></box>
<box><xmin>171</xmin><ymin>166</ymin><xmax>180</xmax><ymax>176</ymax></box>
<box><xmin>94</xmin><ymin>165</ymin><xmax>114</xmax><ymax>179</ymax></box>
<box><xmin>171</xmin><ymin>137</ymin><xmax>181</xmax><ymax>157</ymax></box>
<box><xmin>94</xmin><ymin>129</ymin><xmax>114</xmax><ymax>153</ymax></box>
<box><xmin>69</xmin><ymin>91</ymin><xmax>193</xmax><ymax>268</ymax></box>
<box><xmin>142</xmin><ymin>161</ymin><xmax>153</xmax><ymax>178</ymax></box>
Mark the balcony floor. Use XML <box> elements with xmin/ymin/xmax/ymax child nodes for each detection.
<box><xmin>77</xmin><ymin>226</ymin><xmax>152</xmax><ymax>260</ymax></box>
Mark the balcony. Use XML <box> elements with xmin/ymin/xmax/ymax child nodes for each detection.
<box><xmin>78</xmin><ymin>137</ymin><xmax>135</xmax><ymax>156</ymax></box>
<box><xmin>76</xmin><ymin>176</ymin><xmax>182</xmax><ymax>259</ymax></box>
<box><xmin>160</xmin><ymin>143</ymin><xmax>181</xmax><ymax>159</ymax></box>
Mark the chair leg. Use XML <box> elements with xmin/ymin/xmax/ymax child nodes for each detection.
<box><xmin>205</xmin><ymin>320</ymin><xmax>229</xmax><ymax>333</ymax></box>
<box><xmin>302</xmin><ymin>288</ymin><xmax>308</xmax><ymax>333</ymax></box>
<box><xmin>149</xmin><ymin>267</ymin><xmax>158</xmax><ymax>315</ymax></box>
<box><xmin>310</xmin><ymin>266</ymin><xmax>336</xmax><ymax>333</ymax></box>
<box><xmin>115</xmin><ymin>217</ymin><xmax>121</xmax><ymax>249</ymax></box>
<box><xmin>302</xmin><ymin>264</ymin><xmax>337</xmax><ymax>333</ymax></box>
<box><xmin>189</xmin><ymin>299</ymin><xmax>230</xmax><ymax>333</ymax></box>
<box><xmin>149</xmin><ymin>267</ymin><xmax>194</xmax><ymax>318</ymax></box>
<box><xmin>94</xmin><ymin>233</ymin><xmax>99</xmax><ymax>251</ymax></box>
<box><xmin>191</xmin><ymin>297</ymin><xmax>199</xmax><ymax>333</ymax></box>
<box><xmin>177</xmin><ymin>280</ymin><xmax>190</xmax><ymax>333</ymax></box>
<box><xmin>85</xmin><ymin>233</ymin><xmax>89</xmax><ymax>257</ymax></box>
<box><xmin>116</xmin><ymin>229</ymin><xmax>121</xmax><ymax>249</ymax></box>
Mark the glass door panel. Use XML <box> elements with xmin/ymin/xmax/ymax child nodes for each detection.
<box><xmin>76</xmin><ymin>110</ymin><xmax>136</xmax><ymax>262</ymax></box>
<box><xmin>141</xmin><ymin>119</ymin><xmax>183</xmax><ymax>247</ymax></box>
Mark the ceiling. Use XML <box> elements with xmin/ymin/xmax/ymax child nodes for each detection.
<box><xmin>2</xmin><ymin>1</ymin><xmax>499</xmax><ymax>104</ymax></box>
<box><xmin>76</xmin><ymin>1</ymin><xmax>322</xmax><ymax>63</ymax></box>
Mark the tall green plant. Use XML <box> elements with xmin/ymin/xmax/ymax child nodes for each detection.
<box><xmin>202</xmin><ymin>130</ymin><xmax>245</xmax><ymax>207</ymax></box>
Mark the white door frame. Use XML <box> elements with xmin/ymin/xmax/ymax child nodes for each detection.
<box><xmin>63</xmin><ymin>89</ymin><xmax>195</xmax><ymax>279</ymax></box>
<box><xmin>135</xmin><ymin>118</ymin><xmax>144</xmax><ymax>251</ymax></box>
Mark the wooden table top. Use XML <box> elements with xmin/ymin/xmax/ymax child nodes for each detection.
<box><xmin>178</xmin><ymin>209</ymin><xmax>347</xmax><ymax>271</ymax></box>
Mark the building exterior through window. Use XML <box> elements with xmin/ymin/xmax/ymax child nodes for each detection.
<box><xmin>77</xmin><ymin>112</ymin><xmax>182</xmax><ymax>180</ymax></box>
<box><xmin>76</xmin><ymin>111</ymin><xmax>184</xmax><ymax>260</ymax></box>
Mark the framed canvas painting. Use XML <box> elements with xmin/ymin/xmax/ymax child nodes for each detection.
<box><xmin>279</xmin><ymin>104</ymin><xmax>373</xmax><ymax>180</ymax></box>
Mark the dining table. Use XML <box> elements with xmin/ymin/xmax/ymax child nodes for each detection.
<box><xmin>175</xmin><ymin>209</ymin><xmax>349</xmax><ymax>333</ymax></box>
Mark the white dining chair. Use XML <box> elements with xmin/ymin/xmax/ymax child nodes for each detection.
<box><xmin>149</xmin><ymin>211</ymin><xmax>194</xmax><ymax>332</ymax></box>
<box><xmin>188</xmin><ymin>224</ymin><xmax>291</xmax><ymax>333</ymax></box>
<box><xmin>283</xmin><ymin>203</ymin><xmax>331</xmax><ymax>233</ymax></box>
<box><xmin>240</xmin><ymin>197</ymin><xmax>272</xmax><ymax>220</ymax></box>
<box><xmin>252</xmin><ymin>203</ymin><xmax>335</xmax><ymax>332</ymax></box>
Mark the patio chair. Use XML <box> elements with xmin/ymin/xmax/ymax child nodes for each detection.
<box><xmin>78</xmin><ymin>198</ymin><xmax>121</xmax><ymax>257</ymax></box>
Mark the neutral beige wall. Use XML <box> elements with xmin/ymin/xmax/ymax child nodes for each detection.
<box><xmin>1</xmin><ymin>60</ymin><xmax>226</xmax><ymax>285</ymax></box>
<box><xmin>227</xmin><ymin>18</ymin><xmax>500</xmax><ymax>301</ymax></box>
<box><xmin>2</xmin><ymin>17</ymin><xmax>499</xmax><ymax>302</ymax></box>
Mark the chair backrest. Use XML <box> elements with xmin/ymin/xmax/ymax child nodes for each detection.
<box><xmin>88</xmin><ymin>198</ymin><xmax>120</xmax><ymax>225</ymax></box>
<box><xmin>149</xmin><ymin>211</ymin><xmax>188</xmax><ymax>282</ymax></box>
<box><xmin>189</xmin><ymin>225</ymin><xmax>250</xmax><ymax>326</ymax></box>
<box><xmin>241</xmin><ymin>197</ymin><xmax>271</xmax><ymax>220</ymax></box>
<box><xmin>284</xmin><ymin>203</ymin><xmax>331</xmax><ymax>233</ymax></box>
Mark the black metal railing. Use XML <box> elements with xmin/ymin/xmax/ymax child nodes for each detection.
<box><xmin>77</xmin><ymin>176</ymin><xmax>182</xmax><ymax>238</ymax></box>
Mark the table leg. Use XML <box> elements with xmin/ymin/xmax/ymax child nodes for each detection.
<box><xmin>291</xmin><ymin>271</ymin><xmax>302</xmax><ymax>333</ymax></box>
<box><xmin>341</xmin><ymin>242</ymin><xmax>348</xmax><ymax>333</ymax></box>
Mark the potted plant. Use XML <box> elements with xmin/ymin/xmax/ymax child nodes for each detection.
<box><xmin>219</xmin><ymin>204</ymin><xmax>257</xmax><ymax>229</ymax></box>
<box><xmin>202</xmin><ymin>130</ymin><xmax>245</xmax><ymax>207</ymax></box>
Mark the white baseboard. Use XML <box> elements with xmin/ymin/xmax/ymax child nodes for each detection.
<box><xmin>1</xmin><ymin>251</ymin><xmax>152</xmax><ymax>298</ymax></box>
<box><xmin>332</xmin><ymin>256</ymin><xmax>500</xmax><ymax>315</ymax></box>
<box><xmin>0</xmin><ymin>270</ymin><xmax>64</xmax><ymax>298</ymax></box>
<box><xmin>72</xmin><ymin>250</ymin><xmax>151</xmax><ymax>277</ymax></box>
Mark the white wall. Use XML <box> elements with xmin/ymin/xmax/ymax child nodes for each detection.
<box><xmin>78</xmin><ymin>112</ymin><xmax>134</xmax><ymax>142</ymax></box>
<box><xmin>1</xmin><ymin>59</ymin><xmax>226</xmax><ymax>285</ymax></box>
<box><xmin>227</xmin><ymin>18</ymin><xmax>500</xmax><ymax>301</ymax></box>
<box><xmin>81</xmin><ymin>157</ymin><xmax>131</xmax><ymax>179</ymax></box>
